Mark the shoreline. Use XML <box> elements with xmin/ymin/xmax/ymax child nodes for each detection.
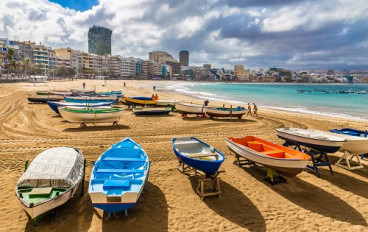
<box><xmin>139</xmin><ymin>80</ymin><xmax>368</xmax><ymax>122</ymax></box>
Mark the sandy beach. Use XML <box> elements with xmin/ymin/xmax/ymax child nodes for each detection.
<box><xmin>1</xmin><ymin>79</ymin><xmax>368</xmax><ymax>232</ymax></box>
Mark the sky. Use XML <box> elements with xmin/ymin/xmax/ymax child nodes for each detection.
<box><xmin>0</xmin><ymin>0</ymin><xmax>367</xmax><ymax>70</ymax></box>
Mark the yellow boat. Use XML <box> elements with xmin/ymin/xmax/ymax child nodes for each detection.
<box><xmin>122</xmin><ymin>96</ymin><xmax>158</xmax><ymax>106</ymax></box>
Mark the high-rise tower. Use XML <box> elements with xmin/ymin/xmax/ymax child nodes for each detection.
<box><xmin>179</xmin><ymin>50</ymin><xmax>189</xmax><ymax>66</ymax></box>
<box><xmin>88</xmin><ymin>25</ymin><xmax>112</xmax><ymax>55</ymax></box>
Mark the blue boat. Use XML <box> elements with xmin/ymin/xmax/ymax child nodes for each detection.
<box><xmin>171</xmin><ymin>137</ymin><xmax>225</xmax><ymax>176</ymax></box>
<box><xmin>88</xmin><ymin>137</ymin><xmax>150</xmax><ymax>215</ymax></box>
<box><xmin>130</xmin><ymin>96</ymin><xmax>152</xmax><ymax>100</ymax></box>
<box><xmin>47</xmin><ymin>101</ymin><xmax>113</xmax><ymax>114</ymax></box>
<box><xmin>330</xmin><ymin>128</ymin><xmax>368</xmax><ymax>137</ymax></box>
<box><xmin>64</xmin><ymin>96</ymin><xmax>116</xmax><ymax>104</ymax></box>
<box><xmin>98</xmin><ymin>90</ymin><xmax>122</xmax><ymax>96</ymax></box>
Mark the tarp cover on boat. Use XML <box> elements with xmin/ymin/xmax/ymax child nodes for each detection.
<box><xmin>17</xmin><ymin>147</ymin><xmax>84</xmax><ymax>188</ymax></box>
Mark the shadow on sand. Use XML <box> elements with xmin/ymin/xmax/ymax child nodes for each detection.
<box><xmin>63</xmin><ymin>125</ymin><xmax>129</xmax><ymax>132</ymax></box>
<box><xmin>24</xmin><ymin>180</ymin><xmax>93</xmax><ymax>232</ymax></box>
<box><xmin>242</xmin><ymin>165</ymin><xmax>367</xmax><ymax>226</ymax></box>
<box><xmin>188</xmin><ymin>176</ymin><xmax>266</xmax><ymax>232</ymax></box>
<box><xmin>209</xmin><ymin>118</ymin><xmax>256</xmax><ymax>123</ymax></box>
<box><xmin>102</xmin><ymin>182</ymin><xmax>168</xmax><ymax>232</ymax></box>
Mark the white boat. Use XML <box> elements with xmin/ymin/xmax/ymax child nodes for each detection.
<box><xmin>59</xmin><ymin>107</ymin><xmax>123</xmax><ymax>124</ymax></box>
<box><xmin>357</xmin><ymin>90</ymin><xmax>367</xmax><ymax>94</ymax></box>
<box><xmin>205</xmin><ymin>107</ymin><xmax>248</xmax><ymax>119</ymax></box>
<box><xmin>332</xmin><ymin>133</ymin><xmax>368</xmax><ymax>155</ymax></box>
<box><xmin>276</xmin><ymin>128</ymin><xmax>346</xmax><ymax>153</ymax></box>
<box><xmin>15</xmin><ymin>147</ymin><xmax>84</xmax><ymax>224</ymax></box>
<box><xmin>156</xmin><ymin>100</ymin><xmax>180</xmax><ymax>106</ymax></box>
<box><xmin>175</xmin><ymin>103</ymin><xmax>206</xmax><ymax>115</ymax></box>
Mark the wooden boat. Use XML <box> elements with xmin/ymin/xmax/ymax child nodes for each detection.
<box><xmin>175</xmin><ymin>103</ymin><xmax>206</xmax><ymax>115</ymax></box>
<box><xmin>276</xmin><ymin>128</ymin><xmax>346</xmax><ymax>153</ymax></box>
<box><xmin>172</xmin><ymin>137</ymin><xmax>225</xmax><ymax>176</ymax></box>
<box><xmin>98</xmin><ymin>90</ymin><xmax>122</xmax><ymax>96</ymax></box>
<box><xmin>330</xmin><ymin>128</ymin><xmax>368</xmax><ymax>155</ymax></box>
<box><xmin>47</xmin><ymin>101</ymin><xmax>113</xmax><ymax>114</ymax></box>
<box><xmin>132</xmin><ymin>107</ymin><xmax>171</xmax><ymax>115</ymax></box>
<box><xmin>48</xmin><ymin>90</ymin><xmax>73</xmax><ymax>96</ymax></box>
<box><xmin>226</xmin><ymin>136</ymin><xmax>310</xmax><ymax>177</ymax></box>
<box><xmin>88</xmin><ymin>137</ymin><xmax>150</xmax><ymax>215</ymax></box>
<box><xmin>130</xmin><ymin>96</ymin><xmax>152</xmax><ymax>100</ymax></box>
<box><xmin>64</xmin><ymin>96</ymin><xmax>116</xmax><ymax>104</ymax></box>
<box><xmin>206</xmin><ymin>106</ymin><xmax>247</xmax><ymax>119</ymax></box>
<box><xmin>122</xmin><ymin>96</ymin><xmax>157</xmax><ymax>106</ymax></box>
<box><xmin>70</xmin><ymin>88</ymin><xmax>96</xmax><ymax>96</ymax></box>
<box><xmin>15</xmin><ymin>147</ymin><xmax>85</xmax><ymax>224</ymax></box>
<box><xmin>27</xmin><ymin>94</ymin><xmax>63</xmax><ymax>103</ymax></box>
<box><xmin>35</xmin><ymin>90</ymin><xmax>49</xmax><ymax>95</ymax></box>
<box><xmin>156</xmin><ymin>100</ymin><xmax>180</xmax><ymax>106</ymax></box>
<box><xmin>59</xmin><ymin>107</ymin><xmax>122</xmax><ymax>125</ymax></box>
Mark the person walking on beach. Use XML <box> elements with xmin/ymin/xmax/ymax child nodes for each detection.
<box><xmin>153</xmin><ymin>85</ymin><xmax>156</xmax><ymax>91</ymax></box>
<box><xmin>82</xmin><ymin>82</ymin><xmax>86</xmax><ymax>89</ymax></box>
<box><xmin>253</xmin><ymin>103</ymin><xmax>259</xmax><ymax>117</ymax></box>
<box><xmin>246</xmin><ymin>103</ymin><xmax>253</xmax><ymax>117</ymax></box>
<box><xmin>204</xmin><ymin>99</ymin><xmax>209</xmax><ymax>106</ymax></box>
<box><xmin>123</xmin><ymin>82</ymin><xmax>126</xmax><ymax>87</ymax></box>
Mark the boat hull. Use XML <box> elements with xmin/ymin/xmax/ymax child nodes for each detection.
<box><xmin>28</xmin><ymin>95</ymin><xmax>63</xmax><ymax>103</ymax></box>
<box><xmin>175</xmin><ymin>103</ymin><xmax>205</xmax><ymax>114</ymax></box>
<box><xmin>47</xmin><ymin>101</ymin><xmax>112</xmax><ymax>114</ymax></box>
<box><xmin>172</xmin><ymin>137</ymin><xmax>225</xmax><ymax>175</ymax></box>
<box><xmin>133</xmin><ymin>107</ymin><xmax>171</xmax><ymax>115</ymax></box>
<box><xmin>59</xmin><ymin>108</ymin><xmax>122</xmax><ymax>123</ymax></box>
<box><xmin>276</xmin><ymin>128</ymin><xmax>345</xmax><ymax>153</ymax></box>
<box><xmin>330</xmin><ymin>128</ymin><xmax>368</xmax><ymax>154</ymax></box>
<box><xmin>206</xmin><ymin>107</ymin><xmax>247</xmax><ymax>118</ymax></box>
<box><xmin>226</xmin><ymin>138</ymin><xmax>309</xmax><ymax>177</ymax></box>
<box><xmin>123</xmin><ymin>97</ymin><xmax>157</xmax><ymax>106</ymax></box>
<box><xmin>64</xmin><ymin>96</ymin><xmax>115</xmax><ymax>104</ymax></box>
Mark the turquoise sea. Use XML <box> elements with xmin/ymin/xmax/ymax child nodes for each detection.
<box><xmin>159</xmin><ymin>82</ymin><xmax>368</xmax><ymax>121</ymax></box>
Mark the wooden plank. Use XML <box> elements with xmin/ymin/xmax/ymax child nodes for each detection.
<box><xmin>187</xmin><ymin>153</ymin><xmax>218</xmax><ymax>158</ymax></box>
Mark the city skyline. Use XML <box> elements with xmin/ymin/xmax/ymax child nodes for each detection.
<box><xmin>0</xmin><ymin>0</ymin><xmax>367</xmax><ymax>70</ymax></box>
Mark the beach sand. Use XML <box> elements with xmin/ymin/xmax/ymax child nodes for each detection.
<box><xmin>1</xmin><ymin>79</ymin><xmax>368</xmax><ymax>232</ymax></box>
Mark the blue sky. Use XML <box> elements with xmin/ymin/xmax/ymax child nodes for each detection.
<box><xmin>49</xmin><ymin>0</ymin><xmax>98</xmax><ymax>11</ymax></box>
<box><xmin>0</xmin><ymin>0</ymin><xmax>367</xmax><ymax>70</ymax></box>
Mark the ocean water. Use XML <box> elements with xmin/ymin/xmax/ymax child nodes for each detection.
<box><xmin>159</xmin><ymin>82</ymin><xmax>368</xmax><ymax>121</ymax></box>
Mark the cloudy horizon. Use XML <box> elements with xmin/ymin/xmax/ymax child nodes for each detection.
<box><xmin>0</xmin><ymin>0</ymin><xmax>367</xmax><ymax>70</ymax></box>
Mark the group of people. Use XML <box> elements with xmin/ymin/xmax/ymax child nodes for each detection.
<box><xmin>203</xmin><ymin>99</ymin><xmax>258</xmax><ymax>117</ymax></box>
<box><xmin>247</xmin><ymin>103</ymin><xmax>258</xmax><ymax>117</ymax></box>
<box><xmin>151</xmin><ymin>94</ymin><xmax>159</xmax><ymax>100</ymax></box>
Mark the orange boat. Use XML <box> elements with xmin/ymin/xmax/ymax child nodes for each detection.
<box><xmin>226</xmin><ymin>136</ymin><xmax>311</xmax><ymax>177</ymax></box>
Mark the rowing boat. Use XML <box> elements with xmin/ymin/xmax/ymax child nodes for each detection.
<box><xmin>59</xmin><ymin>107</ymin><xmax>122</xmax><ymax>125</ymax></box>
<box><xmin>27</xmin><ymin>94</ymin><xmax>63</xmax><ymax>103</ymax></box>
<box><xmin>122</xmin><ymin>96</ymin><xmax>157</xmax><ymax>106</ymax></box>
<box><xmin>89</xmin><ymin>137</ymin><xmax>150</xmax><ymax>215</ymax></box>
<box><xmin>172</xmin><ymin>137</ymin><xmax>225</xmax><ymax>176</ymax></box>
<box><xmin>15</xmin><ymin>147</ymin><xmax>84</xmax><ymax>224</ymax></box>
<box><xmin>47</xmin><ymin>101</ymin><xmax>113</xmax><ymax>114</ymax></box>
<box><xmin>206</xmin><ymin>107</ymin><xmax>247</xmax><ymax>119</ymax></box>
<box><xmin>132</xmin><ymin>107</ymin><xmax>171</xmax><ymax>115</ymax></box>
<box><xmin>64</xmin><ymin>96</ymin><xmax>116</xmax><ymax>104</ymax></box>
<box><xmin>226</xmin><ymin>136</ymin><xmax>310</xmax><ymax>177</ymax></box>
<box><xmin>175</xmin><ymin>103</ymin><xmax>205</xmax><ymax>115</ymax></box>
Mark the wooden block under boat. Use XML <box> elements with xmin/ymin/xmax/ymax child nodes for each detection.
<box><xmin>29</xmin><ymin>187</ymin><xmax>52</xmax><ymax>197</ymax></box>
<box><xmin>187</xmin><ymin>153</ymin><xmax>219</xmax><ymax>158</ymax></box>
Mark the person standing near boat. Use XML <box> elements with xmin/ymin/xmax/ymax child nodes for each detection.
<box><xmin>82</xmin><ymin>82</ymin><xmax>86</xmax><ymax>89</ymax></box>
<box><xmin>253</xmin><ymin>103</ymin><xmax>259</xmax><ymax>117</ymax></box>
<box><xmin>204</xmin><ymin>99</ymin><xmax>209</xmax><ymax>106</ymax></box>
<box><xmin>246</xmin><ymin>103</ymin><xmax>253</xmax><ymax>117</ymax></box>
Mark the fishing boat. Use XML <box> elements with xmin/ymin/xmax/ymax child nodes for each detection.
<box><xmin>206</xmin><ymin>106</ymin><xmax>247</xmax><ymax>119</ymax></box>
<box><xmin>59</xmin><ymin>107</ymin><xmax>123</xmax><ymax>126</ymax></box>
<box><xmin>132</xmin><ymin>107</ymin><xmax>171</xmax><ymax>115</ymax></box>
<box><xmin>171</xmin><ymin>137</ymin><xmax>225</xmax><ymax>176</ymax></box>
<box><xmin>122</xmin><ymin>96</ymin><xmax>157</xmax><ymax>106</ymax></box>
<box><xmin>156</xmin><ymin>100</ymin><xmax>180</xmax><ymax>106</ymax></box>
<box><xmin>130</xmin><ymin>96</ymin><xmax>152</xmax><ymax>100</ymax></box>
<box><xmin>276</xmin><ymin>128</ymin><xmax>346</xmax><ymax>153</ymax></box>
<box><xmin>47</xmin><ymin>101</ymin><xmax>113</xmax><ymax>114</ymax></box>
<box><xmin>27</xmin><ymin>94</ymin><xmax>64</xmax><ymax>103</ymax></box>
<box><xmin>15</xmin><ymin>147</ymin><xmax>85</xmax><ymax>225</ymax></box>
<box><xmin>98</xmin><ymin>90</ymin><xmax>122</xmax><ymax>96</ymax></box>
<box><xmin>35</xmin><ymin>90</ymin><xmax>49</xmax><ymax>95</ymax></box>
<box><xmin>48</xmin><ymin>90</ymin><xmax>73</xmax><ymax>96</ymax></box>
<box><xmin>357</xmin><ymin>90</ymin><xmax>367</xmax><ymax>94</ymax></box>
<box><xmin>226</xmin><ymin>136</ymin><xmax>310</xmax><ymax>177</ymax></box>
<box><xmin>330</xmin><ymin>128</ymin><xmax>368</xmax><ymax>169</ymax></box>
<box><xmin>175</xmin><ymin>103</ymin><xmax>206</xmax><ymax>115</ymax></box>
<box><xmin>64</xmin><ymin>96</ymin><xmax>116</xmax><ymax>104</ymax></box>
<box><xmin>88</xmin><ymin>137</ymin><xmax>150</xmax><ymax>215</ymax></box>
<box><xmin>70</xmin><ymin>88</ymin><xmax>96</xmax><ymax>96</ymax></box>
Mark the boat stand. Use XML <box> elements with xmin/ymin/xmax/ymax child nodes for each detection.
<box><xmin>282</xmin><ymin>142</ymin><xmax>334</xmax><ymax>178</ymax></box>
<box><xmin>195</xmin><ymin>173</ymin><xmax>222</xmax><ymax>200</ymax></box>
<box><xmin>306</xmin><ymin>150</ymin><xmax>334</xmax><ymax>178</ymax></box>
<box><xmin>177</xmin><ymin>161</ymin><xmax>197</xmax><ymax>175</ymax></box>
<box><xmin>335</xmin><ymin>151</ymin><xmax>364</xmax><ymax>170</ymax></box>
<box><xmin>265</xmin><ymin>168</ymin><xmax>287</xmax><ymax>185</ymax></box>
<box><xmin>233</xmin><ymin>154</ymin><xmax>256</xmax><ymax>167</ymax></box>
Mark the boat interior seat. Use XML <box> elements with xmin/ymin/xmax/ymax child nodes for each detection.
<box><xmin>175</xmin><ymin>140</ymin><xmax>201</xmax><ymax>145</ymax></box>
<box><xmin>96</xmin><ymin>169</ymin><xmax>145</xmax><ymax>174</ymax></box>
<box><xmin>262</xmin><ymin>150</ymin><xmax>285</xmax><ymax>158</ymax></box>
<box><xmin>103</xmin><ymin>157</ymin><xmax>145</xmax><ymax>162</ymax></box>
<box><xmin>103</xmin><ymin>180</ymin><xmax>131</xmax><ymax>190</ymax></box>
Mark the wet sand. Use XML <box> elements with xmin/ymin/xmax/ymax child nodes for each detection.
<box><xmin>1</xmin><ymin>79</ymin><xmax>368</xmax><ymax>232</ymax></box>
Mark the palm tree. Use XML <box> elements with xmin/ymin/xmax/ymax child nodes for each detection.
<box><xmin>22</xmin><ymin>57</ymin><xmax>30</xmax><ymax>76</ymax></box>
